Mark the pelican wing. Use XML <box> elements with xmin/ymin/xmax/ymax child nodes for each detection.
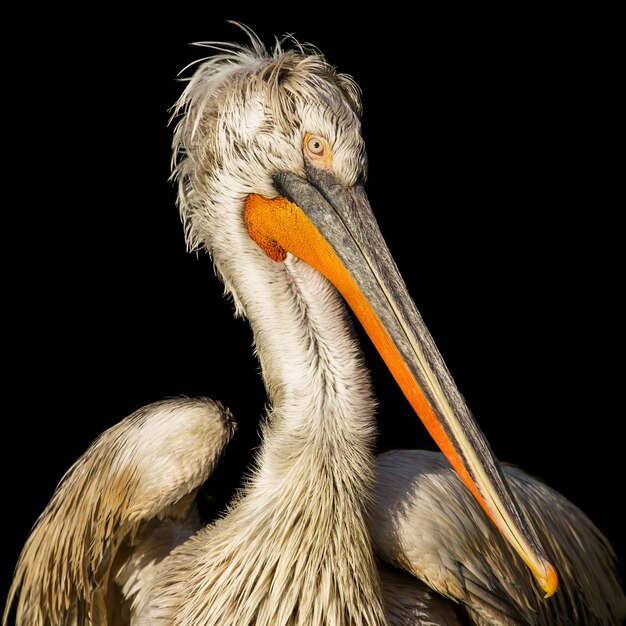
<box><xmin>4</xmin><ymin>397</ymin><xmax>235</xmax><ymax>626</ymax></box>
<box><xmin>373</xmin><ymin>449</ymin><xmax>626</xmax><ymax>626</ymax></box>
<box><xmin>379</xmin><ymin>562</ymin><xmax>465</xmax><ymax>626</ymax></box>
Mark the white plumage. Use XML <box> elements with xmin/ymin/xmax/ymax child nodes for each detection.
<box><xmin>5</xmin><ymin>27</ymin><xmax>625</xmax><ymax>626</ymax></box>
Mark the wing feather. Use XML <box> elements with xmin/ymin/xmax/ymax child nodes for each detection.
<box><xmin>4</xmin><ymin>397</ymin><xmax>235</xmax><ymax>626</ymax></box>
<box><xmin>373</xmin><ymin>449</ymin><xmax>626</xmax><ymax>625</ymax></box>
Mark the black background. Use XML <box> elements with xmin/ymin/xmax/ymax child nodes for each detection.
<box><xmin>3</xmin><ymin>7</ymin><xmax>623</xmax><ymax>610</ymax></box>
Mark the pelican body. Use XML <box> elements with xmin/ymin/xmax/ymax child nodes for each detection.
<box><xmin>4</xmin><ymin>28</ymin><xmax>625</xmax><ymax>626</ymax></box>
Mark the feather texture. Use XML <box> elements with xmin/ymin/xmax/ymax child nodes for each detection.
<box><xmin>5</xmin><ymin>26</ymin><xmax>625</xmax><ymax>626</ymax></box>
<box><xmin>373</xmin><ymin>450</ymin><xmax>626</xmax><ymax>625</ymax></box>
<box><xmin>4</xmin><ymin>397</ymin><xmax>234</xmax><ymax>626</ymax></box>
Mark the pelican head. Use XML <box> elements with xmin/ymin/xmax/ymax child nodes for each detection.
<box><xmin>171</xmin><ymin>30</ymin><xmax>557</xmax><ymax>596</ymax></box>
<box><xmin>172</xmin><ymin>34</ymin><xmax>365</xmax><ymax>299</ymax></box>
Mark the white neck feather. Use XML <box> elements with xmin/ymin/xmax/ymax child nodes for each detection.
<box><xmin>145</xmin><ymin>201</ymin><xmax>387</xmax><ymax>625</ymax></box>
<box><xmin>249</xmin><ymin>255</ymin><xmax>377</xmax><ymax>483</ymax></box>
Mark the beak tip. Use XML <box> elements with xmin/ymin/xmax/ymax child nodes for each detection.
<box><xmin>540</xmin><ymin>562</ymin><xmax>559</xmax><ymax>598</ymax></box>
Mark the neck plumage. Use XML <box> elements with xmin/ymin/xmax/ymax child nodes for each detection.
<box><xmin>150</xmin><ymin>253</ymin><xmax>387</xmax><ymax>625</ymax></box>
<box><xmin>250</xmin><ymin>256</ymin><xmax>377</xmax><ymax>494</ymax></box>
<box><xmin>235</xmin><ymin>254</ymin><xmax>385</xmax><ymax>624</ymax></box>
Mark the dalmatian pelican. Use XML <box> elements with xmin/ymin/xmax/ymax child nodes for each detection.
<box><xmin>4</xmin><ymin>26</ymin><xmax>625</xmax><ymax>626</ymax></box>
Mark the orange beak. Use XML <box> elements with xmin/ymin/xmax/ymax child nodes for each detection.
<box><xmin>244</xmin><ymin>164</ymin><xmax>558</xmax><ymax>598</ymax></box>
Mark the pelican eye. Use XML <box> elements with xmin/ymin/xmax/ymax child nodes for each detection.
<box><xmin>305</xmin><ymin>135</ymin><xmax>325</xmax><ymax>156</ymax></box>
<box><xmin>304</xmin><ymin>133</ymin><xmax>333</xmax><ymax>170</ymax></box>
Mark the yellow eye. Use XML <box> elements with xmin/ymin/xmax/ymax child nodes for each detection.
<box><xmin>306</xmin><ymin>135</ymin><xmax>325</xmax><ymax>156</ymax></box>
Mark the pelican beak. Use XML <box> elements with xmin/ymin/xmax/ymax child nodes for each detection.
<box><xmin>244</xmin><ymin>164</ymin><xmax>558</xmax><ymax>598</ymax></box>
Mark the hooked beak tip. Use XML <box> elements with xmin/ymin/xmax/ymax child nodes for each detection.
<box><xmin>540</xmin><ymin>561</ymin><xmax>559</xmax><ymax>598</ymax></box>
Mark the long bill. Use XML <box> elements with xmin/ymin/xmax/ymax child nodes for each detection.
<box><xmin>244</xmin><ymin>164</ymin><xmax>558</xmax><ymax>597</ymax></box>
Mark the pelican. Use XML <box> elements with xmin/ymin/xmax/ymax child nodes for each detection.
<box><xmin>4</xmin><ymin>27</ymin><xmax>625</xmax><ymax>626</ymax></box>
